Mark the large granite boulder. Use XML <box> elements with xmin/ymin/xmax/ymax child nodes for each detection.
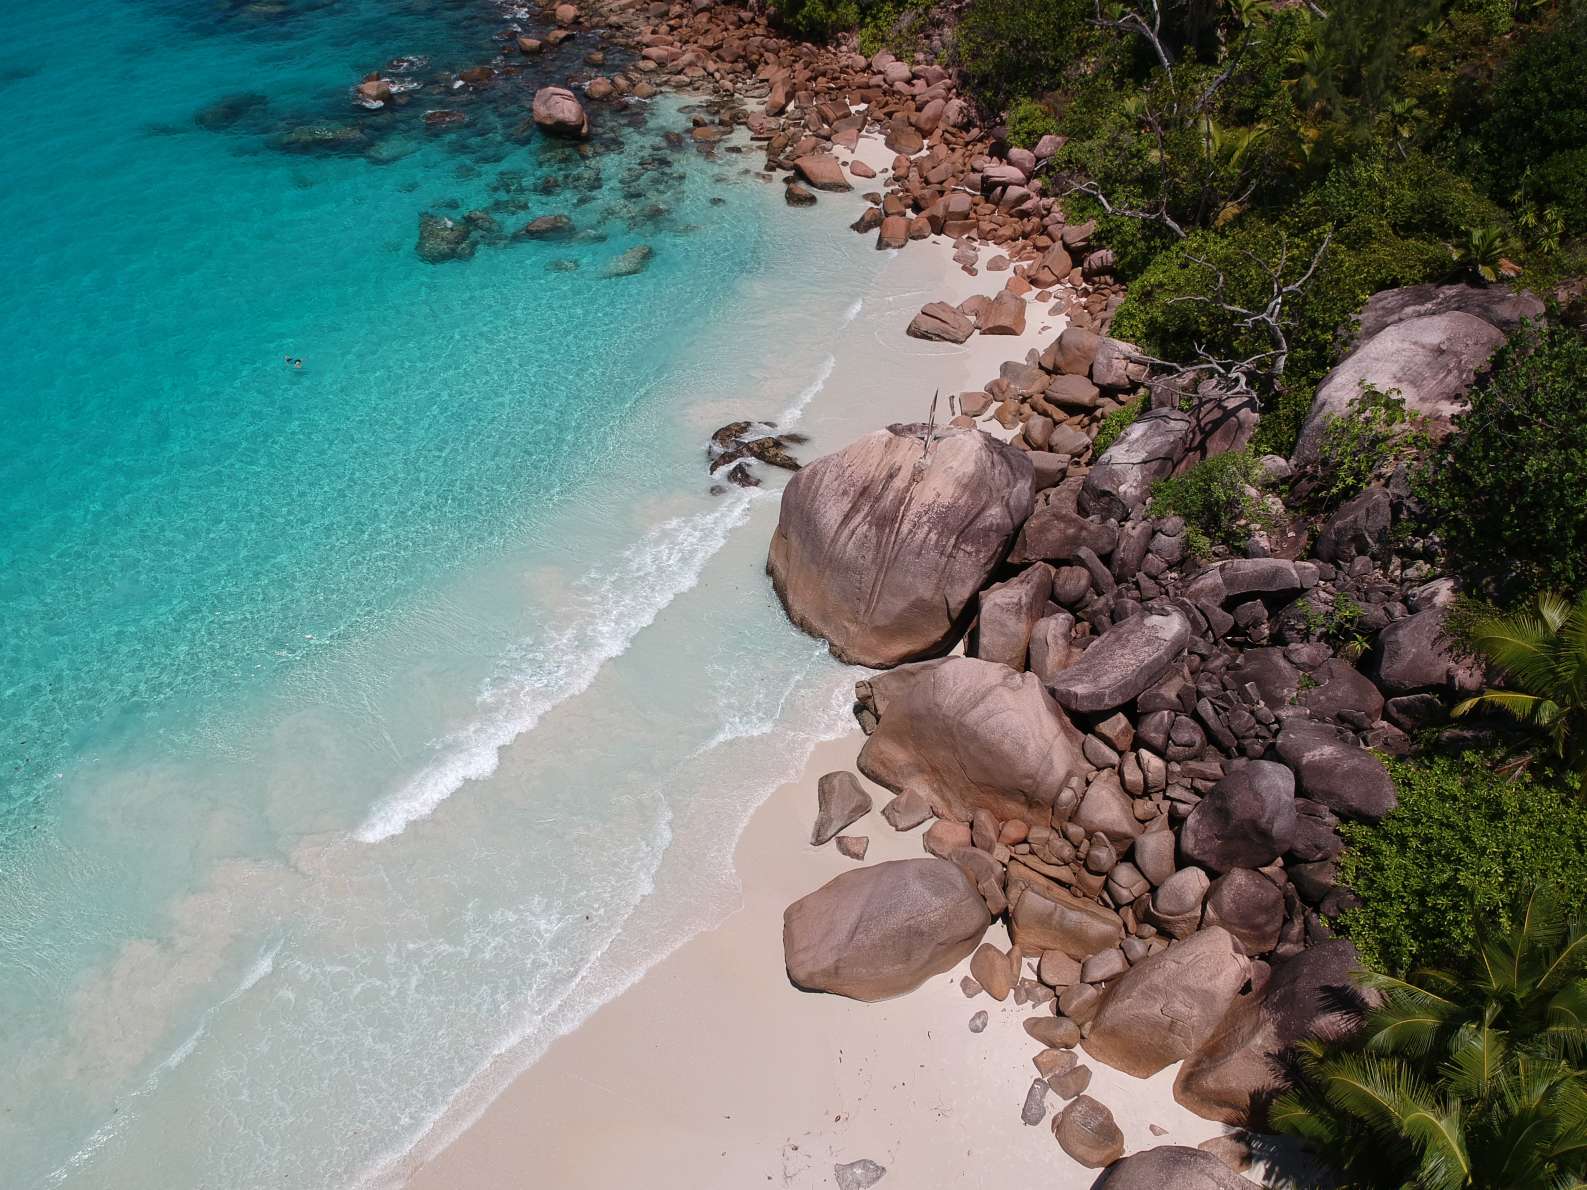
<box><xmin>1179</xmin><ymin>761</ymin><xmax>1297</xmax><ymax>872</ymax></box>
<box><xmin>1082</xmin><ymin>928</ymin><xmax>1251</xmax><ymax>1077</ymax></box>
<box><xmin>1009</xmin><ymin>501</ymin><xmax>1119</xmax><ymax>563</ymax></box>
<box><xmin>1080</xmin><ymin>408</ymin><xmax>1191</xmax><ymax>520</ymax></box>
<box><xmin>907</xmin><ymin>302</ymin><xmax>974</xmax><ymax>343</ymax></box>
<box><xmin>1275</xmin><ymin>719</ymin><xmax>1396</xmax><ymax>821</ymax></box>
<box><xmin>970</xmin><ymin>563</ymin><xmax>1053</xmax><ymax>670</ymax></box>
<box><xmin>1292</xmin><ymin>312</ymin><xmax>1508</xmax><ymax>462</ymax></box>
<box><xmin>1300</xmin><ymin>658</ymin><xmax>1385</xmax><ymax>723</ymax></box>
<box><xmin>1351</xmin><ymin>282</ymin><xmax>1544</xmax><ymax>345</ymax></box>
<box><xmin>532</xmin><ymin>86</ymin><xmax>589</xmax><ymax>137</ymax></box>
<box><xmin>1202</xmin><ymin>869</ymin><xmax>1285</xmax><ymax>956</ymax></box>
<box><xmin>1011</xmin><ymin>881</ymin><xmax>1126</xmax><ymax>959</ymax></box>
<box><xmin>792</xmin><ymin>154</ymin><xmax>852</xmax><ymax>192</ymax></box>
<box><xmin>1048</xmin><ymin>609</ymin><xmax>1192</xmax><ymax>713</ymax></box>
<box><xmin>1175</xmin><ymin>939</ymin><xmax>1367</xmax><ymax>1124</ymax></box>
<box><xmin>768</xmin><ymin>425</ymin><xmax>1034</xmax><ymax>667</ymax></box>
<box><xmin>1364</xmin><ymin>607</ymin><xmax>1458</xmax><ymax>696</ymax></box>
<box><xmin>1313</xmin><ymin>486</ymin><xmax>1393</xmax><ymax>565</ymax></box>
<box><xmin>1100</xmin><ymin>1145</ymin><xmax>1254</xmax><ymax>1189</ymax></box>
<box><xmin>858</xmin><ymin>656</ymin><xmax>1085</xmax><ymax>823</ymax></box>
<box><xmin>783</xmin><ymin>858</ymin><xmax>992</xmax><ymax>1001</ymax></box>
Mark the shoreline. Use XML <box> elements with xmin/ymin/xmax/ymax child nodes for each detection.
<box><xmin>400</xmin><ymin>728</ymin><xmax>1232</xmax><ymax>1189</ymax></box>
<box><xmin>378</xmin><ymin>166</ymin><xmax>1066</xmax><ymax>1183</ymax></box>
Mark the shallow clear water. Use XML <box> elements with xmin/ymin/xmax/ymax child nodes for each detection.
<box><xmin>0</xmin><ymin>0</ymin><xmax>962</xmax><ymax>1183</ymax></box>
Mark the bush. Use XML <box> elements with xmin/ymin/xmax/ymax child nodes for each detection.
<box><xmin>1311</xmin><ymin>384</ymin><xmax>1429</xmax><ymax>507</ymax></box>
<box><xmin>1418</xmin><ymin>322</ymin><xmax>1587</xmax><ymax>601</ymax></box>
<box><xmin>1338</xmin><ymin>750</ymin><xmax>1587</xmax><ymax>974</ymax></box>
<box><xmin>1004</xmin><ymin>97</ymin><xmax>1058</xmax><ymax>149</ymax></box>
<box><xmin>952</xmin><ymin>0</ymin><xmax>1092</xmax><ymax>106</ymax></box>
<box><xmin>769</xmin><ymin>0</ymin><xmax>861</xmax><ymax>41</ymax></box>
<box><xmin>1474</xmin><ymin>6</ymin><xmax>1587</xmax><ymax>234</ymax></box>
<box><xmin>1148</xmin><ymin>449</ymin><xmax>1272</xmax><ymax>557</ymax></box>
<box><xmin>1090</xmin><ymin>395</ymin><xmax>1145</xmax><ymax>458</ymax></box>
<box><xmin>1111</xmin><ymin>151</ymin><xmax>1506</xmax><ymax>456</ymax></box>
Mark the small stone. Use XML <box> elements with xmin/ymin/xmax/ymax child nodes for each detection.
<box><xmin>968</xmin><ymin>1009</ymin><xmax>989</xmax><ymax>1033</ymax></box>
<box><xmin>1048</xmin><ymin>1063</ymin><xmax>1091</xmax><ymax>1100</ymax></box>
<box><xmin>834</xmin><ymin>1158</ymin><xmax>887</xmax><ymax>1190</ymax></box>
<box><xmin>960</xmin><ymin>975</ymin><xmax>982</xmax><ymax>998</ymax></box>
<box><xmin>883</xmin><ymin>790</ymin><xmax>933</xmax><ymax>830</ymax></box>
<box><xmin>812</xmin><ymin>772</ymin><xmax>872</xmax><ymax>846</ymax></box>
<box><xmin>1022</xmin><ymin>1078</ymin><xmax>1050</xmax><ymax>1126</ymax></box>
<box><xmin>1034</xmin><ymin>1047</ymin><xmax>1078</xmax><ymax>1078</ymax></box>
<box><xmin>971</xmin><ymin>943</ymin><xmax>1014</xmax><ymax>1001</ymax></box>
<box><xmin>1024</xmin><ymin>1015</ymin><xmax>1081</xmax><ymax>1048</ymax></box>
<box><xmin>1149</xmin><ymin>1123</ymin><xmax>1168</xmax><ymax>1136</ymax></box>
<box><xmin>835</xmin><ymin>835</ymin><xmax>869</xmax><ymax>860</ymax></box>
<box><xmin>1052</xmin><ymin>1095</ymin><xmax>1123</xmax><ymax>1167</ymax></box>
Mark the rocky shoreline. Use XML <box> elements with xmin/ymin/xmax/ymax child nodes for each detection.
<box><xmin>426</xmin><ymin>1</ymin><xmax>1547</xmax><ymax>1182</ymax></box>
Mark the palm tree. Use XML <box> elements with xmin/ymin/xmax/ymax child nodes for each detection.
<box><xmin>1269</xmin><ymin>891</ymin><xmax>1587</xmax><ymax>1188</ymax></box>
<box><xmin>1452</xmin><ymin>591</ymin><xmax>1587</xmax><ymax>781</ymax></box>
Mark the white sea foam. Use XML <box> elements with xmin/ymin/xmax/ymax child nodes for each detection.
<box><xmin>351</xmin><ymin>493</ymin><xmax>760</xmax><ymax>844</ymax></box>
<box><xmin>841</xmin><ymin>296</ymin><xmax>864</xmax><ymax>326</ymax></box>
<box><xmin>777</xmin><ymin>353</ymin><xmax>836</xmax><ymax>428</ymax></box>
<box><xmin>354</xmin><ymin>671</ymin><xmax>857</xmax><ymax>1190</ymax></box>
<box><xmin>44</xmin><ymin>938</ymin><xmax>284</xmax><ymax>1186</ymax></box>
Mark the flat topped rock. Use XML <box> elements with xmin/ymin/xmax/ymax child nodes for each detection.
<box><xmin>1048</xmin><ymin>609</ymin><xmax>1192</xmax><ymax>713</ymax></box>
<box><xmin>1275</xmin><ymin>718</ymin><xmax>1397</xmax><ymax>821</ymax></box>
<box><xmin>783</xmin><ymin>857</ymin><xmax>991</xmax><ymax>1002</ymax></box>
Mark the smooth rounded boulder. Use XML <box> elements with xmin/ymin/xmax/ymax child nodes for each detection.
<box><xmin>768</xmin><ymin>425</ymin><xmax>1034</xmax><ymax>668</ymax></box>
<box><xmin>1179</xmin><ymin>761</ymin><xmax>1297</xmax><ymax>872</ymax></box>
<box><xmin>1275</xmin><ymin>719</ymin><xmax>1397</xmax><ymax>821</ymax></box>
<box><xmin>1175</xmin><ymin>939</ymin><xmax>1367</xmax><ymax>1125</ymax></box>
<box><xmin>1082</xmin><ymin>927</ymin><xmax>1251</xmax><ymax>1077</ymax></box>
<box><xmin>531</xmin><ymin>86</ymin><xmax>588</xmax><ymax>137</ymax></box>
<box><xmin>783</xmin><ymin>858</ymin><xmax>992</xmax><ymax>1001</ymax></box>
<box><xmin>1291</xmin><ymin>311</ymin><xmax>1508</xmax><ymax>462</ymax></box>
<box><xmin>857</xmin><ymin>656</ymin><xmax>1086</xmax><ymax>823</ymax></box>
<box><xmin>1100</xmin><ymin>1145</ymin><xmax>1254</xmax><ymax>1189</ymax></box>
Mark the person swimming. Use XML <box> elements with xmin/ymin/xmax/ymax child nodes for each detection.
<box><xmin>284</xmin><ymin>356</ymin><xmax>303</xmax><ymax>369</ymax></box>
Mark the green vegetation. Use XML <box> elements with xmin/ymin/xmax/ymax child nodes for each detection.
<box><xmin>1273</xmin><ymin>892</ymin><xmax>1587</xmax><ymax>1189</ymax></box>
<box><xmin>1147</xmin><ymin>449</ymin><xmax>1272</xmax><ymax>558</ymax></box>
<box><xmin>1453</xmin><ymin>591</ymin><xmax>1587</xmax><ymax>779</ymax></box>
<box><xmin>1312</xmin><ymin>385</ymin><xmax>1430</xmax><ymax>507</ymax></box>
<box><xmin>941</xmin><ymin>0</ymin><xmax>1586</xmax><ymax>456</ymax></box>
<box><xmin>1004</xmin><ymin>97</ymin><xmax>1059</xmax><ymax>150</ymax></box>
<box><xmin>1088</xmin><ymin>394</ymin><xmax>1145</xmax><ymax>457</ymax></box>
<box><xmin>1338</xmin><ymin>752</ymin><xmax>1587</xmax><ymax>974</ymax></box>
<box><xmin>1419</xmin><ymin>323</ymin><xmax>1587</xmax><ymax>601</ymax></box>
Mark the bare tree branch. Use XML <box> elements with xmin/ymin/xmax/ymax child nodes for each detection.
<box><xmin>1062</xmin><ymin>178</ymin><xmax>1188</xmax><ymax>239</ymax></box>
<box><xmin>1091</xmin><ymin>0</ymin><xmax>1175</xmax><ymax>82</ymax></box>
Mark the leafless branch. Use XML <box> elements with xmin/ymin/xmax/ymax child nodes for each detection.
<box><xmin>1091</xmin><ymin>0</ymin><xmax>1175</xmax><ymax>81</ymax></box>
<box><xmin>1062</xmin><ymin>178</ymin><xmax>1187</xmax><ymax>239</ymax></box>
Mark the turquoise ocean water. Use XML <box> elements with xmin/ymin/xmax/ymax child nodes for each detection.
<box><xmin>0</xmin><ymin>0</ymin><xmax>920</xmax><ymax>1184</ymax></box>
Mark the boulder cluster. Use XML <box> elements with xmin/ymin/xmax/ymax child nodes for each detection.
<box><xmin>769</xmin><ymin>283</ymin><xmax>1494</xmax><ymax>1168</ymax></box>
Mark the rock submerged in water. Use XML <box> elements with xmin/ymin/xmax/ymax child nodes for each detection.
<box><xmin>416</xmin><ymin>212</ymin><xmax>474</xmax><ymax>263</ymax></box>
<box><xmin>767</xmin><ymin>425</ymin><xmax>1034</xmax><ymax>668</ymax></box>
<box><xmin>783</xmin><ymin>857</ymin><xmax>991</xmax><ymax>1001</ymax></box>
<box><xmin>193</xmin><ymin>91</ymin><xmax>269</xmax><ymax>131</ymax></box>
<box><xmin>600</xmin><ymin>244</ymin><xmax>654</xmax><ymax>278</ymax></box>
<box><xmin>518</xmin><ymin>214</ymin><xmax>573</xmax><ymax>239</ymax></box>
